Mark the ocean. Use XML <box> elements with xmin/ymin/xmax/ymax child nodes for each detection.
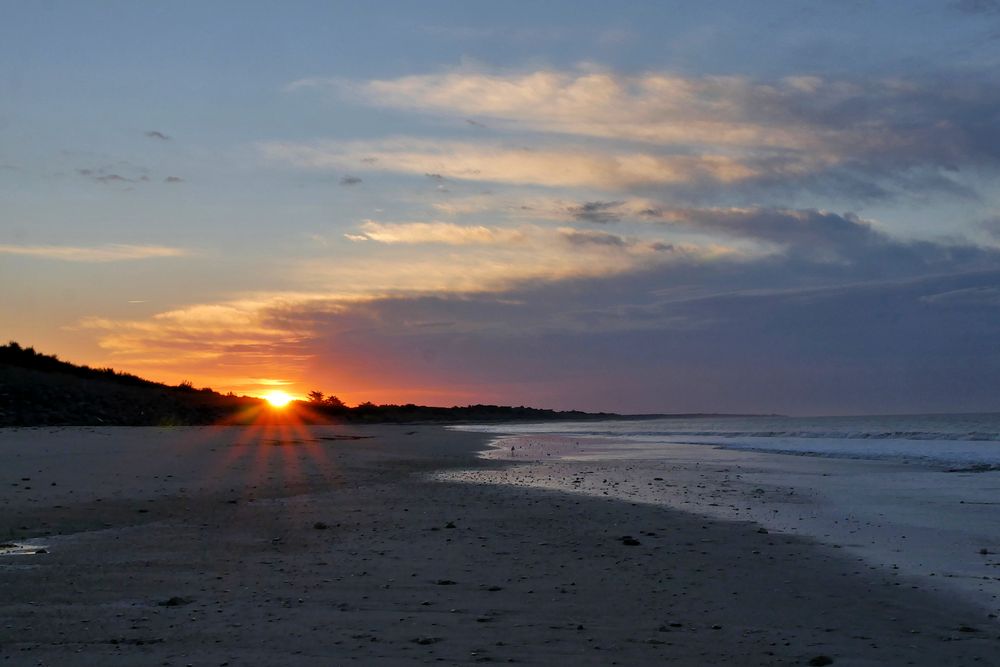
<box><xmin>455</xmin><ymin>412</ymin><xmax>1000</xmax><ymax>468</ymax></box>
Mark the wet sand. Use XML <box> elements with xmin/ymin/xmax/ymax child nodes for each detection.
<box><xmin>1</xmin><ymin>425</ymin><xmax>998</xmax><ymax>665</ymax></box>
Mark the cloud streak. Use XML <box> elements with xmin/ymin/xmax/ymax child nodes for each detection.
<box><xmin>261</xmin><ymin>138</ymin><xmax>762</xmax><ymax>190</ymax></box>
<box><xmin>0</xmin><ymin>243</ymin><xmax>189</xmax><ymax>262</ymax></box>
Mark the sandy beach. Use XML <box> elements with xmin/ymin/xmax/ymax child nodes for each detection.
<box><xmin>1</xmin><ymin>425</ymin><xmax>998</xmax><ymax>665</ymax></box>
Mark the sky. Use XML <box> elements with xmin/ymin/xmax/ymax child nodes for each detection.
<box><xmin>3</xmin><ymin>0</ymin><xmax>1000</xmax><ymax>415</ymax></box>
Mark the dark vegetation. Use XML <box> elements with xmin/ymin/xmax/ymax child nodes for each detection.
<box><xmin>0</xmin><ymin>342</ymin><xmax>624</xmax><ymax>426</ymax></box>
<box><xmin>0</xmin><ymin>342</ymin><xmax>260</xmax><ymax>426</ymax></box>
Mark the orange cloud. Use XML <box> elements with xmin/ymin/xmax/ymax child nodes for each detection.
<box><xmin>260</xmin><ymin>138</ymin><xmax>762</xmax><ymax>190</ymax></box>
<box><xmin>293</xmin><ymin>69</ymin><xmax>867</xmax><ymax>155</ymax></box>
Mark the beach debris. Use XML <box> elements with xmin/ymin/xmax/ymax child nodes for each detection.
<box><xmin>0</xmin><ymin>542</ymin><xmax>48</xmax><ymax>556</ymax></box>
<box><xmin>157</xmin><ymin>596</ymin><xmax>193</xmax><ymax>607</ymax></box>
<box><xmin>620</xmin><ymin>535</ymin><xmax>641</xmax><ymax>546</ymax></box>
<box><xmin>808</xmin><ymin>657</ymin><xmax>834</xmax><ymax>666</ymax></box>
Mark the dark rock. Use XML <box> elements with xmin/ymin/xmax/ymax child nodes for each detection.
<box><xmin>620</xmin><ymin>536</ymin><xmax>641</xmax><ymax>546</ymax></box>
<box><xmin>958</xmin><ymin>625</ymin><xmax>979</xmax><ymax>633</ymax></box>
<box><xmin>157</xmin><ymin>596</ymin><xmax>193</xmax><ymax>607</ymax></box>
<box><xmin>313</xmin><ymin>522</ymin><xmax>329</xmax><ymax>530</ymax></box>
<box><xmin>808</xmin><ymin>656</ymin><xmax>834</xmax><ymax>666</ymax></box>
<box><xmin>412</xmin><ymin>636</ymin><xmax>443</xmax><ymax>645</ymax></box>
<box><xmin>435</xmin><ymin>579</ymin><xmax>457</xmax><ymax>585</ymax></box>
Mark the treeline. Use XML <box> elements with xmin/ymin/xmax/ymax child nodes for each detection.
<box><xmin>304</xmin><ymin>394</ymin><xmax>618</xmax><ymax>424</ymax></box>
<box><xmin>0</xmin><ymin>341</ymin><xmax>258</xmax><ymax>426</ymax></box>
<box><xmin>0</xmin><ymin>342</ymin><xmax>160</xmax><ymax>389</ymax></box>
<box><xmin>0</xmin><ymin>341</ymin><xmax>625</xmax><ymax>426</ymax></box>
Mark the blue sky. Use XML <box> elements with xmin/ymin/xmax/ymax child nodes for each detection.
<box><xmin>3</xmin><ymin>1</ymin><xmax>1000</xmax><ymax>414</ymax></box>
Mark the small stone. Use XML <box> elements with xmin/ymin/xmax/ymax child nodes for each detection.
<box><xmin>808</xmin><ymin>657</ymin><xmax>833</xmax><ymax>666</ymax></box>
<box><xmin>157</xmin><ymin>596</ymin><xmax>193</xmax><ymax>607</ymax></box>
<box><xmin>435</xmin><ymin>579</ymin><xmax>457</xmax><ymax>585</ymax></box>
<box><xmin>620</xmin><ymin>536</ymin><xmax>641</xmax><ymax>546</ymax></box>
<box><xmin>413</xmin><ymin>636</ymin><xmax>443</xmax><ymax>645</ymax></box>
<box><xmin>313</xmin><ymin>522</ymin><xmax>329</xmax><ymax>530</ymax></box>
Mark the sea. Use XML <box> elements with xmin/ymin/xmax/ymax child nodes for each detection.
<box><xmin>455</xmin><ymin>412</ymin><xmax>1000</xmax><ymax>469</ymax></box>
<box><xmin>448</xmin><ymin>413</ymin><xmax>1000</xmax><ymax>612</ymax></box>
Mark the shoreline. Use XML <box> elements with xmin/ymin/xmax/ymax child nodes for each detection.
<box><xmin>444</xmin><ymin>431</ymin><xmax>1000</xmax><ymax>615</ymax></box>
<box><xmin>1</xmin><ymin>425</ymin><xmax>998</xmax><ymax>664</ymax></box>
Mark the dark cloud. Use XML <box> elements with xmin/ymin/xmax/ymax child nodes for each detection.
<box><xmin>954</xmin><ymin>0</ymin><xmax>1000</xmax><ymax>14</ymax></box>
<box><xmin>290</xmin><ymin>268</ymin><xmax>1000</xmax><ymax>414</ymax></box>
<box><xmin>980</xmin><ymin>216</ymin><xmax>1000</xmax><ymax>238</ymax></box>
<box><xmin>144</xmin><ymin>130</ymin><xmax>171</xmax><ymax>141</ymax></box>
<box><xmin>77</xmin><ymin>162</ymin><xmax>157</xmax><ymax>186</ymax></box>
<box><xmin>275</xmin><ymin>206</ymin><xmax>1000</xmax><ymax>413</ymax></box>
<box><xmin>465</xmin><ymin>119</ymin><xmax>488</xmax><ymax>128</ymax></box>
<box><xmin>164</xmin><ymin>176</ymin><xmax>184</xmax><ymax>183</ymax></box>
<box><xmin>95</xmin><ymin>174</ymin><xmax>133</xmax><ymax>184</ymax></box>
<box><xmin>560</xmin><ymin>230</ymin><xmax>626</xmax><ymax>247</ymax></box>
<box><xmin>650</xmin><ymin>207</ymin><xmax>998</xmax><ymax>275</ymax></box>
<box><xmin>568</xmin><ymin>200</ymin><xmax>625</xmax><ymax>224</ymax></box>
<box><xmin>921</xmin><ymin>285</ymin><xmax>1000</xmax><ymax>306</ymax></box>
<box><xmin>424</xmin><ymin>173</ymin><xmax>446</xmax><ymax>181</ymax></box>
<box><xmin>340</xmin><ymin>175</ymin><xmax>363</xmax><ymax>186</ymax></box>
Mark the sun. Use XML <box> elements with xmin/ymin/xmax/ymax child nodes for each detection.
<box><xmin>262</xmin><ymin>390</ymin><xmax>294</xmax><ymax>408</ymax></box>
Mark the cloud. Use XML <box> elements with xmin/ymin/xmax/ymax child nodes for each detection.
<box><xmin>290</xmin><ymin>68</ymin><xmax>1000</xmax><ymax>200</ymax></box>
<box><xmin>347</xmin><ymin>220</ymin><xmax>526</xmax><ymax>245</ymax></box>
<box><xmin>77</xmin><ymin>164</ymin><xmax>152</xmax><ymax>186</ymax></box>
<box><xmin>0</xmin><ymin>243</ymin><xmax>189</xmax><ymax>262</ymax></box>
<box><xmin>339</xmin><ymin>175</ymin><xmax>363</xmax><ymax>186</ymax></box>
<box><xmin>569</xmin><ymin>200</ymin><xmax>625</xmax><ymax>223</ymax></box>
<box><xmin>954</xmin><ymin>0</ymin><xmax>1000</xmax><ymax>14</ymax></box>
<box><xmin>164</xmin><ymin>176</ymin><xmax>184</xmax><ymax>183</ymax></box>
<box><xmin>559</xmin><ymin>228</ymin><xmax>627</xmax><ymax>247</ymax></box>
<box><xmin>920</xmin><ymin>285</ymin><xmax>1000</xmax><ymax>306</ymax></box>
<box><xmin>79</xmin><ymin>296</ymin><xmax>321</xmax><ymax>393</ymax></box>
<box><xmin>73</xmin><ymin>210</ymin><xmax>1000</xmax><ymax>411</ymax></box>
<box><xmin>260</xmin><ymin>138</ymin><xmax>763</xmax><ymax>190</ymax></box>
<box><xmin>144</xmin><ymin>130</ymin><xmax>171</xmax><ymax>141</ymax></box>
